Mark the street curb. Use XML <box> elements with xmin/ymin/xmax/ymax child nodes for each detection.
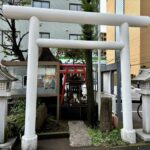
<box><xmin>94</xmin><ymin>142</ymin><xmax>150</xmax><ymax>150</ymax></box>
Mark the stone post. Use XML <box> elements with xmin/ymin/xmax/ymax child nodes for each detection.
<box><xmin>100</xmin><ymin>96</ymin><xmax>112</xmax><ymax>132</ymax></box>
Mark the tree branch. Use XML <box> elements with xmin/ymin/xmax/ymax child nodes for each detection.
<box><xmin>0</xmin><ymin>44</ymin><xmax>13</xmax><ymax>51</ymax></box>
<box><xmin>3</xmin><ymin>47</ymin><xmax>13</xmax><ymax>51</ymax></box>
<box><xmin>21</xmin><ymin>49</ymin><xmax>28</xmax><ymax>52</ymax></box>
<box><xmin>18</xmin><ymin>32</ymin><xmax>28</xmax><ymax>47</ymax></box>
<box><xmin>2</xmin><ymin>31</ymin><xmax>13</xmax><ymax>43</ymax></box>
<box><xmin>3</xmin><ymin>50</ymin><xmax>14</xmax><ymax>56</ymax></box>
<box><xmin>0</xmin><ymin>8</ymin><xmax>12</xmax><ymax>30</ymax></box>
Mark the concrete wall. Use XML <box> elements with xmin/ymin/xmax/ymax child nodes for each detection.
<box><xmin>39</xmin><ymin>0</ymin><xmax>82</xmax><ymax>40</ymax></box>
<box><xmin>140</xmin><ymin>0</ymin><xmax>150</xmax><ymax>70</ymax></box>
<box><xmin>103</xmin><ymin>72</ymin><xmax>111</xmax><ymax>93</ymax></box>
<box><xmin>125</xmin><ymin>0</ymin><xmax>141</xmax><ymax>76</ymax></box>
<box><xmin>106</xmin><ymin>0</ymin><xmax>116</xmax><ymax>64</ymax></box>
<box><xmin>106</xmin><ymin>0</ymin><xmax>142</xmax><ymax>76</ymax></box>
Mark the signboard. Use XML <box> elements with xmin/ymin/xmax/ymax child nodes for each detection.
<box><xmin>2</xmin><ymin>61</ymin><xmax>60</xmax><ymax>97</ymax></box>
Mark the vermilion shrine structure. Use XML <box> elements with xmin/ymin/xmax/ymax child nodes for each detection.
<box><xmin>60</xmin><ymin>64</ymin><xmax>86</xmax><ymax>104</ymax></box>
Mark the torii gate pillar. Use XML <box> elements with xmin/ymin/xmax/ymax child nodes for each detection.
<box><xmin>21</xmin><ymin>16</ymin><xmax>39</xmax><ymax>150</ymax></box>
<box><xmin>120</xmin><ymin>23</ymin><xmax>136</xmax><ymax>143</ymax></box>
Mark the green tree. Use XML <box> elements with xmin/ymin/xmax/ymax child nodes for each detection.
<box><xmin>57</xmin><ymin>48</ymin><xmax>85</xmax><ymax>64</ymax></box>
<box><xmin>81</xmin><ymin>0</ymin><xmax>99</xmax><ymax>126</ymax></box>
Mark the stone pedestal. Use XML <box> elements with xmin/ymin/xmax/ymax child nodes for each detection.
<box><xmin>22</xmin><ymin>135</ymin><xmax>37</xmax><ymax>150</ymax></box>
<box><xmin>0</xmin><ymin>98</ymin><xmax>8</xmax><ymax>144</ymax></box>
<box><xmin>121</xmin><ymin>129</ymin><xmax>136</xmax><ymax>144</ymax></box>
<box><xmin>0</xmin><ymin>92</ymin><xmax>10</xmax><ymax>144</ymax></box>
<box><xmin>136</xmin><ymin>90</ymin><xmax>150</xmax><ymax>141</ymax></box>
<box><xmin>141</xmin><ymin>91</ymin><xmax>150</xmax><ymax>133</ymax></box>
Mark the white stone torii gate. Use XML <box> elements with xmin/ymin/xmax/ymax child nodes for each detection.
<box><xmin>3</xmin><ymin>5</ymin><xmax>150</xmax><ymax>150</ymax></box>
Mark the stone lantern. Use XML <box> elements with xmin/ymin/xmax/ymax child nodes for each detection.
<box><xmin>133</xmin><ymin>69</ymin><xmax>150</xmax><ymax>141</ymax></box>
<box><xmin>0</xmin><ymin>66</ymin><xmax>17</xmax><ymax>144</ymax></box>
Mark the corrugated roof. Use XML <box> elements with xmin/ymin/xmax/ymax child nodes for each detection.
<box><xmin>0</xmin><ymin>66</ymin><xmax>17</xmax><ymax>81</ymax></box>
<box><xmin>133</xmin><ymin>69</ymin><xmax>150</xmax><ymax>81</ymax></box>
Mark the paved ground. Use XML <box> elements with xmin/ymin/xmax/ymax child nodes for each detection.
<box><xmin>14</xmin><ymin>138</ymin><xmax>105</xmax><ymax>150</ymax></box>
<box><xmin>14</xmin><ymin>138</ymin><xmax>150</xmax><ymax>150</ymax></box>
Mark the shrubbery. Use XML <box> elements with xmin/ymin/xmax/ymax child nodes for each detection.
<box><xmin>6</xmin><ymin>99</ymin><xmax>25</xmax><ymax>138</ymax></box>
<box><xmin>6</xmin><ymin>98</ymin><xmax>47</xmax><ymax>139</ymax></box>
<box><xmin>88</xmin><ymin>128</ymin><xmax>127</xmax><ymax>147</ymax></box>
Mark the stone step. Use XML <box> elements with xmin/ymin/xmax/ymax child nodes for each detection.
<box><xmin>68</xmin><ymin>121</ymin><xmax>92</xmax><ymax>147</ymax></box>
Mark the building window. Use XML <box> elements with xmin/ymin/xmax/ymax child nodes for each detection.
<box><xmin>69</xmin><ymin>3</ymin><xmax>82</xmax><ymax>11</ymax></box>
<box><xmin>0</xmin><ymin>82</ymin><xmax>6</xmax><ymax>91</ymax></box>
<box><xmin>1</xmin><ymin>30</ymin><xmax>20</xmax><ymax>46</ymax></box>
<box><xmin>69</xmin><ymin>34</ymin><xmax>81</xmax><ymax>40</ymax></box>
<box><xmin>40</xmin><ymin>32</ymin><xmax>50</xmax><ymax>38</ymax></box>
<box><xmin>2</xmin><ymin>0</ymin><xmax>23</xmax><ymax>5</ymax></box>
<box><xmin>100</xmin><ymin>32</ymin><xmax>107</xmax><ymax>41</ymax></box>
<box><xmin>33</xmin><ymin>0</ymin><xmax>50</xmax><ymax>8</ymax></box>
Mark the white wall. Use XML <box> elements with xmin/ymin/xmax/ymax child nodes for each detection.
<box><xmin>103</xmin><ymin>72</ymin><xmax>111</xmax><ymax>93</ymax></box>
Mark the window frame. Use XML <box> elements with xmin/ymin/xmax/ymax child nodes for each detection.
<box><xmin>40</xmin><ymin>32</ymin><xmax>50</xmax><ymax>39</ymax></box>
<box><xmin>32</xmin><ymin>0</ymin><xmax>50</xmax><ymax>8</ymax></box>
<box><xmin>69</xmin><ymin>3</ymin><xmax>82</xmax><ymax>11</ymax></box>
<box><xmin>100</xmin><ymin>32</ymin><xmax>107</xmax><ymax>41</ymax></box>
<box><xmin>2</xmin><ymin>0</ymin><xmax>23</xmax><ymax>5</ymax></box>
<box><xmin>69</xmin><ymin>34</ymin><xmax>82</xmax><ymax>40</ymax></box>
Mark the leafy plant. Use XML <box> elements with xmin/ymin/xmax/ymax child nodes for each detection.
<box><xmin>6</xmin><ymin>99</ymin><xmax>25</xmax><ymax>138</ymax></box>
<box><xmin>88</xmin><ymin>128</ymin><xmax>127</xmax><ymax>147</ymax></box>
<box><xmin>9</xmin><ymin>98</ymin><xmax>25</xmax><ymax>114</ymax></box>
<box><xmin>6</xmin><ymin>98</ymin><xmax>45</xmax><ymax>138</ymax></box>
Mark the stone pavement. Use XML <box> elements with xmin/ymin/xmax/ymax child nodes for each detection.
<box><xmin>38</xmin><ymin>138</ymin><xmax>103</xmax><ymax>150</ymax></box>
<box><xmin>68</xmin><ymin>121</ymin><xmax>92</xmax><ymax>147</ymax></box>
<box><xmin>14</xmin><ymin>138</ymin><xmax>150</xmax><ymax>150</ymax></box>
<box><xmin>14</xmin><ymin>138</ymin><xmax>104</xmax><ymax>150</ymax></box>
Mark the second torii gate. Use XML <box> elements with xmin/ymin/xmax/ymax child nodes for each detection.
<box><xmin>3</xmin><ymin>5</ymin><xmax>150</xmax><ymax>150</ymax></box>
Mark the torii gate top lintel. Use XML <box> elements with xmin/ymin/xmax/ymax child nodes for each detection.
<box><xmin>3</xmin><ymin>5</ymin><xmax>150</xmax><ymax>27</ymax></box>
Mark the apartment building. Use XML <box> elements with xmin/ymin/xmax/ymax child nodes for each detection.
<box><xmin>106</xmin><ymin>0</ymin><xmax>150</xmax><ymax>76</ymax></box>
<box><xmin>0</xmin><ymin>0</ymin><xmax>83</xmax><ymax>61</ymax></box>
